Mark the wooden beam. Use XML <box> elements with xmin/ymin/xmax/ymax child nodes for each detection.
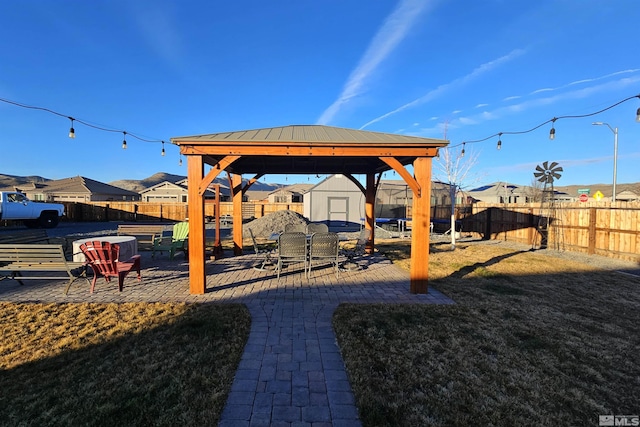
<box><xmin>181</xmin><ymin>144</ymin><xmax>440</xmax><ymax>157</ymax></box>
<box><xmin>199</xmin><ymin>155</ymin><xmax>240</xmax><ymax>196</ymax></box>
<box><xmin>410</xmin><ymin>157</ymin><xmax>432</xmax><ymax>294</ymax></box>
<box><xmin>365</xmin><ymin>173</ymin><xmax>376</xmax><ymax>254</ymax></box>
<box><xmin>379</xmin><ymin>157</ymin><xmax>420</xmax><ymax>197</ymax></box>
<box><xmin>187</xmin><ymin>155</ymin><xmax>206</xmax><ymax>295</ymax></box>
<box><xmin>231</xmin><ymin>173</ymin><xmax>243</xmax><ymax>255</ymax></box>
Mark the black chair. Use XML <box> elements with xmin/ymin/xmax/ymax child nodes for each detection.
<box><xmin>276</xmin><ymin>232</ymin><xmax>307</xmax><ymax>279</ymax></box>
<box><xmin>249</xmin><ymin>228</ymin><xmax>276</xmax><ymax>271</ymax></box>
<box><xmin>340</xmin><ymin>228</ymin><xmax>371</xmax><ymax>271</ymax></box>
<box><xmin>308</xmin><ymin>232</ymin><xmax>339</xmax><ymax>278</ymax></box>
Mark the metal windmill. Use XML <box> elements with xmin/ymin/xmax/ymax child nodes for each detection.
<box><xmin>533</xmin><ymin>161</ymin><xmax>563</xmax><ymax>249</ymax></box>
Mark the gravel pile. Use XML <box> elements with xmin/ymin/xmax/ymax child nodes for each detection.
<box><xmin>242</xmin><ymin>210</ymin><xmax>309</xmax><ymax>238</ymax></box>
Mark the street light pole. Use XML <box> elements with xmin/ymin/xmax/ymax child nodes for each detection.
<box><xmin>592</xmin><ymin>122</ymin><xmax>618</xmax><ymax>203</ymax></box>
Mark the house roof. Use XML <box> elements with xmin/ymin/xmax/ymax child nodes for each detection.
<box><xmin>43</xmin><ymin>176</ymin><xmax>138</xmax><ymax>196</ymax></box>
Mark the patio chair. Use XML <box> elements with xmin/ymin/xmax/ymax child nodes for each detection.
<box><xmin>340</xmin><ymin>228</ymin><xmax>371</xmax><ymax>271</ymax></box>
<box><xmin>152</xmin><ymin>221</ymin><xmax>189</xmax><ymax>260</ymax></box>
<box><xmin>276</xmin><ymin>232</ymin><xmax>308</xmax><ymax>279</ymax></box>
<box><xmin>308</xmin><ymin>232</ymin><xmax>339</xmax><ymax>278</ymax></box>
<box><xmin>249</xmin><ymin>228</ymin><xmax>276</xmax><ymax>271</ymax></box>
<box><xmin>284</xmin><ymin>223</ymin><xmax>307</xmax><ymax>233</ymax></box>
<box><xmin>306</xmin><ymin>222</ymin><xmax>329</xmax><ymax>234</ymax></box>
<box><xmin>80</xmin><ymin>240</ymin><xmax>141</xmax><ymax>293</ymax></box>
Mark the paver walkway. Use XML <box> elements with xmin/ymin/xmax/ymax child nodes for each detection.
<box><xmin>0</xmin><ymin>251</ymin><xmax>454</xmax><ymax>426</ymax></box>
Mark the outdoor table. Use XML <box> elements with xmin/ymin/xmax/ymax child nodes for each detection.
<box><xmin>72</xmin><ymin>235</ymin><xmax>138</xmax><ymax>263</ymax></box>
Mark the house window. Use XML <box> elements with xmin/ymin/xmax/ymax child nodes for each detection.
<box><xmin>274</xmin><ymin>195</ymin><xmax>288</xmax><ymax>203</ymax></box>
<box><xmin>181</xmin><ymin>195</ymin><xmax>187</xmax><ymax>203</ymax></box>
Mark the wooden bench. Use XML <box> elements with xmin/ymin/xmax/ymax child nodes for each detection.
<box><xmin>117</xmin><ymin>223</ymin><xmax>171</xmax><ymax>250</ymax></box>
<box><xmin>0</xmin><ymin>244</ymin><xmax>89</xmax><ymax>294</ymax></box>
<box><xmin>0</xmin><ymin>229</ymin><xmax>50</xmax><ymax>244</ymax></box>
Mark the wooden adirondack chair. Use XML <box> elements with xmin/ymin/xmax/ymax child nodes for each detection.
<box><xmin>79</xmin><ymin>241</ymin><xmax>141</xmax><ymax>293</ymax></box>
<box><xmin>152</xmin><ymin>221</ymin><xmax>189</xmax><ymax>260</ymax></box>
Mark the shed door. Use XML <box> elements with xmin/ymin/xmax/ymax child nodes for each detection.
<box><xmin>328</xmin><ymin>197</ymin><xmax>348</xmax><ymax>226</ymax></box>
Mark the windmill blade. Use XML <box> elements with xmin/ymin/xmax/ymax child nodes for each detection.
<box><xmin>537</xmin><ymin>176</ymin><xmax>547</xmax><ymax>183</ymax></box>
<box><xmin>533</xmin><ymin>171</ymin><xmax>545</xmax><ymax>178</ymax></box>
<box><xmin>542</xmin><ymin>161</ymin><xmax>549</xmax><ymax>170</ymax></box>
<box><xmin>553</xmin><ymin>166</ymin><xmax>563</xmax><ymax>173</ymax></box>
<box><xmin>548</xmin><ymin>161</ymin><xmax>559</xmax><ymax>170</ymax></box>
<box><xmin>535</xmin><ymin>165</ymin><xmax>545</xmax><ymax>173</ymax></box>
<box><xmin>551</xmin><ymin>172</ymin><xmax>562</xmax><ymax>180</ymax></box>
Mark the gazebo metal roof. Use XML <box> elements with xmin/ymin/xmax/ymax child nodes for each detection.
<box><xmin>172</xmin><ymin>125</ymin><xmax>447</xmax><ymax>175</ymax></box>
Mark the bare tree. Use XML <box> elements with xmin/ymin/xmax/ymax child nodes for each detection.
<box><xmin>524</xmin><ymin>178</ymin><xmax>544</xmax><ymax>202</ymax></box>
<box><xmin>434</xmin><ymin>146</ymin><xmax>481</xmax><ymax>250</ymax></box>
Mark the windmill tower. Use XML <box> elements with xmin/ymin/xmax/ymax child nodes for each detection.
<box><xmin>533</xmin><ymin>161</ymin><xmax>563</xmax><ymax>249</ymax></box>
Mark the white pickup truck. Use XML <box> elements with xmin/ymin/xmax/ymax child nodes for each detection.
<box><xmin>0</xmin><ymin>191</ymin><xmax>65</xmax><ymax>228</ymax></box>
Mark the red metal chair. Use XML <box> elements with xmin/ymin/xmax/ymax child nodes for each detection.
<box><xmin>80</xmin><ymin>240</ymin><xmax>141</xmax><ymax>293</ymax></box>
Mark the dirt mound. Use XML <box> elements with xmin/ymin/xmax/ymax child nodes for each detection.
<box><xmin>243</xmin><ymin>210</ymin><xmax>308</xmax><ymax>238</ymax></box>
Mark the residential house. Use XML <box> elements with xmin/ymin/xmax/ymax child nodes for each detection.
<box><xmin>18</xmin><ymin>176</ymin><xmax>140</xmax><ymax>202</ymax></box>
<box><xmin>268</xmin><ymin>183</ymin><xmax>313</xmax><ymax>203</ymax></box>
<box><xmin>140</xmin><ymin>180</ymin><xmax>220</xmax><ymax>202</ymax></box>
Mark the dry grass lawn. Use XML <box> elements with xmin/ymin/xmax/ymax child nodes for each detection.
<box><xmin>0</xmin><ymin>302</ymin><xmax>250</xmax><ymax>426</ymax></box>
<box><xmin>334</xmin><ymin>240</ymin><xmax>640</xmax><ymax>426</ymax></box>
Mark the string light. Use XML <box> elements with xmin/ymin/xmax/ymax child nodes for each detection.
<box><xmin>461</xmin><ymin>142</ymin><xmax>466</xmax><ymax>157</ymax></box>
<box><xmin>178</xmin><ymin>153</ymin><xmax>183</xmax><ymax>167</ymax></box>
<box><xmin>447</xmin><ymin>93</ymin><xmax>640</xmax><ymax>150</ymax></box>
<box><xmin>161</xmin><ymin>141</ymin><xmax>165</xmax><ymax>156</ymax></box>
<box><xmin>68</xmin><ymin>117</ymin><xmax>75</xmax><ymax>139</ymax></box>
<box><xmin>496</xmin><ymin>133</ymin><xmax>502</xmax><ymax>150</ymax></box>
<box><xmin>122</xmin><ymin>131</ymin><xmax>127</xmax><ymax>149</ymax></box>
<box><xmin>0</xmin><ymin>96</ymin><xmax>170</xmax><ymax>156</ymax></box>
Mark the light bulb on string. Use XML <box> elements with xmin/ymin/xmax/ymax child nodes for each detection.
<box><xmin>161</xmin><ymin>141</ymin><xmax>166</xmax><ymax>156</ymax></box>
<box><xmin>122</xmin><ymin>131</ymin><xmax>127</xmax><ymax>149</ymax></box>
<box><xmin>461</xmin><ymin>143</ymin><xmax>466</xmax><ymax>157</ymax></box>
<box><xmin>68</xmin><ymin>117</ymin><xmax>75</xmax><ymax>139</ymax></box>
<box><xmin>178</xmin><ymin>153</ymin><xmax>183</xmax><ymax>166</ymax></box>
<box><xmin>497</xmin><ymin>133</ymin><xmax>502</xmax><ymax>150</ymax></box>
<box><xmin>549</xmin><ymin>119</ymin><xmax>557</xmax><ymax>140</ymax></box>
<box><xmin>636</xmin><ymin>107</ymin><xmax>640</xmax><ymax>122</ymax></box>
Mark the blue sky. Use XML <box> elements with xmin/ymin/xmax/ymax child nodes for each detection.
<box><xmin>1</xmin><ymin>0</ymin><xmax>639</xmax><ymax>188</ymax></box>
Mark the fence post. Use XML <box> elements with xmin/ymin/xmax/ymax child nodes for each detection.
<box><xmin>588</xmin><ymin>207</ymin><xmax>596</xmax><ymax>255</ymax></box>
<box><xmin>484</xmin><ymin>207</ymin><xmax>492</xmax><ymax>240</ymax></box>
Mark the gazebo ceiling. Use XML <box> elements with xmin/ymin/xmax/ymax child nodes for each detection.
<box><xmin>171</xmin><ymin>125</ymin><xmax>448</xmax><ymax>176</ymax></box>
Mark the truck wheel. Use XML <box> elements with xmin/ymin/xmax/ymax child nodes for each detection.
<box><xmin>39</xmin><ymin>213</ymin><xmax>60</xmax><ymax>228</ymax></box>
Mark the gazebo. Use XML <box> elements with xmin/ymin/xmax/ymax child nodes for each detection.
<box><xmin>171</xmin><ymin>125</ymin><xmax>448</xmax><ymax>295</ymax></box>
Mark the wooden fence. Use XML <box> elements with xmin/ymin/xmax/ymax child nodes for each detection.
<box><xmin>3</xmin><ymin>199</ymin><xmax>637</xmax><ymax>262</ymax></box>
<box><xmin>460</xmin><ymin>202</ymin><xmax>640</xmax><ymax>262</ymax></box>
<box><xmin>59</xmin><ymin>201</ymin><xmax>304</xmax><ymax>223</ymax></box>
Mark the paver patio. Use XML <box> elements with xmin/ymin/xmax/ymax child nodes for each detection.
<box><xmin>0</xmin><ymin>251</ymin><xmax>454</xmax><ymax>426</ymax></box>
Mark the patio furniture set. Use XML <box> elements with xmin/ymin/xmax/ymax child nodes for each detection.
<box><xmin>250</xmin><ymin>223</ymin><xmax>370</xmax><ymax>278</ymax></box>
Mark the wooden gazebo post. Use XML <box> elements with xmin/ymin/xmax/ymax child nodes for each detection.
<box><xmin>409</xmin><ymin>157</ymin><xmax>432</xmax><ymax>293</ymax></box>
<box><xmin>186</xmin><ymin>154</ymin><xmax>207</xmax><ymax>294</ymax></box>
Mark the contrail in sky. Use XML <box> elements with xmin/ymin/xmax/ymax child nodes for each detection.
<box><xmin>359</xmin><ymin>49</ymin><xmax>525</xmax><ymax>129</ymax></box>
<box><xmin>316</xmin><ymin>0</ymin><xmax>433</xmax><ymax>125</ymax></box>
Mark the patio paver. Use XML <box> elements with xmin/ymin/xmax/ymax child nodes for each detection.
<box><xmin>0</xmin><ymin>251</ymin><xmax>454</xmax><ymax>426</ymax></box>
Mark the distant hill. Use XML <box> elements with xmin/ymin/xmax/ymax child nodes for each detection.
<box><xmin>109</xmin><ymin>172</ymin><xmax>186</xmax><ymax>192</ymax></box>
<box><xmin>0</xmin><ymin>173</ymin><xmax>50</xmax><ymax>188</ymax></box>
